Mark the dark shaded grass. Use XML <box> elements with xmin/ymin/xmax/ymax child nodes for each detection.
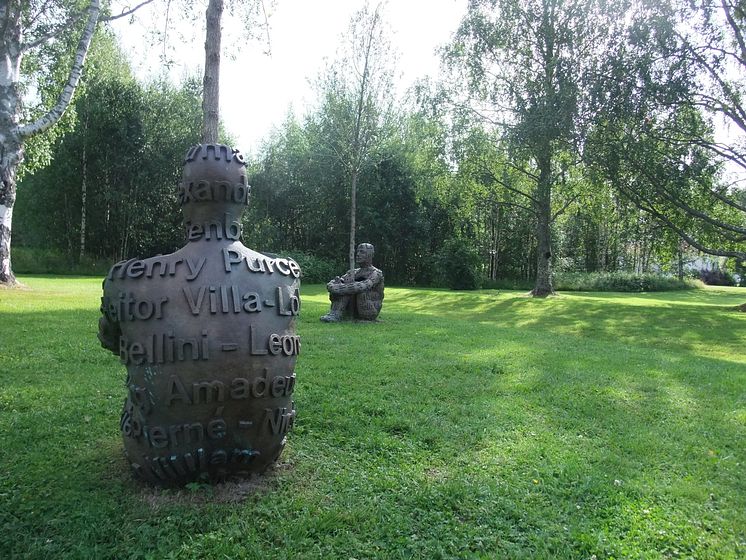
<box><xmin>0</xmin><ymin>277</ymin><xmax>744</xmax><ymax>559</ymax></box>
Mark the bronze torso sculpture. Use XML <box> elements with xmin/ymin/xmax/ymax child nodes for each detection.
<box><xmin>320</xmin><ymin>243</ymin><xmax>383</xmax><ymax>322</ymax></box>
<box><xmin>98</xmin><ymin>144</ymin><xmax>300</xmax><ymax>485</ymax></box>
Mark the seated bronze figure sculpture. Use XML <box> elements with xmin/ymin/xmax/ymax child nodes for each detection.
<box><xmin>320</xmin><ymin>243</ymin><xmax>384</xmax><ymax>322</ymax></box>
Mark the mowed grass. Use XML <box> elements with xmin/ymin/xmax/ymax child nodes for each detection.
<box><xmin>1</xmin><ymin>277</ymin><xmax>745</xmax><ymax>559</ymax></box>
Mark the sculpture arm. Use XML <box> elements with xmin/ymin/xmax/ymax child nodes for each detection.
<box><xmin>326</xmin><ymin>271</ymin><xmax>354</xmax><ymax>291</ymax></box>
<box><xmin>97</xmin><ymin>278</ymin><xmax>121</xmax><ymax>355</ymax></box>
<box><xmin>327</xmin><ymin>269</ymin><xmax>382</xmax><ymax>295</ymax></box>
<box><xmin>98</xmin><ymin>315</ymin><xmax>120</xmax><ymax>355</ymax></box>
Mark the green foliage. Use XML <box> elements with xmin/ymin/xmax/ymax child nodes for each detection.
<box><xmin>1</xmin><ymin>278</ymin><xmax>745</xmax><ymax>558</ymax></box>
<box><xmin>279</xmin><ymin>250</ymin><xmax>340</xmax><ymax>284</ymax></box>
<box><xmin>312</xmin><ymin>2</ymin><xmax>398</xmax><ymax>273</ymax></box>
<box><xmin>250</xmin><ymin>113</ymin><xmax>449</xmax><ymax>286</ymax></box>
<box><xmin>248</xmin><ymin>113</ymin><xmax>348</xmax><ymax>260</ymax></box>
<box><xmin>695</xmin><ymin>268</ymin><xmax>737</xmax><ymax>287</ymax></box>
<box><xmin>313</xmin><ymin>2</ymin><xmax>395</xmax><ymax>170</ymax></box>
<box><xmin>10</xmin><ymin>247</ymin><xmax>110</xmax><ymax>276</ymax></box>
<box><xmin>585</xmin><ymin>0</ymin><xmax>746</xmax><ymax>262</ymax></box>
<box><xmin>438</xmin><ymin>237</ymin><xmax>482</xmax><ymax>290</ymax></box>
<box><xmin>15</xmin><ymin>1</ymin><xmax>95</xmax><ymax>179</ymax></box>
<box><xmin>357</xmin><ymin>148</ymin><xmax>439</xmax><ymax>285</ymax></box>
<box><xmin>15</xmin><ymin>75</ymin><xmax>203</xmax><ymax>260</ymax></box>
<box><xmin>13</xmin><ymin>1</ymin><xmax>745</xmax><ymax>295</ymax></box>
<box><xmin>555</xmin><ymin>271</ymin><xmax>703</xmax><ymax>292</ymax></box>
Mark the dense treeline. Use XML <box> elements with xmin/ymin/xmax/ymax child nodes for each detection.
<box><xmin>15</xmin><ymin>32</ymin><xmax>206</xmax><ymax>264</ymax></box>
<box><xmin>16</xmin><ymin>76</ymin><xmax>203</xmax><ymax>260</ymax></box>
<box><xmin>247</xmin><ymin>114</ymin><xmax>452</xmax><ymax>285</ymax></box>
<box><xmin>13</xmin><ymin>1</ymin><xmax>746</xmax><ymax>288</ymax></box>
<box><xmin>247</xmin><ymin>110</ymin><xmax>706</xmax><ymax>286</ymax></box>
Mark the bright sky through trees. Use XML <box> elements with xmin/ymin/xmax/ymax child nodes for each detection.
<box><xmin>111</xmin><ymin>0</ymin><xmax>467</xmax><ymax>155</ymax></box>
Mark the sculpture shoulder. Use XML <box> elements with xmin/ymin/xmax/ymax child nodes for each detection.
<box><xmin>101</xmin><ymin>249</ymin><xmax>184</xmax><ymax>285</ymax></box>
<box><xmin>362</xmin><ymin>266</ymin><xmax>383</xmax><ymax>283</ymax></box>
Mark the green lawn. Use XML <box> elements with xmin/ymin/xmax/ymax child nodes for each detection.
<box><xmin>1</xmin><ymin>277</ymin><xmax>745</xmax><ymax>559</ymax></box>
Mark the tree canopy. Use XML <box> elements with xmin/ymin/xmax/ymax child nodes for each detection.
<box><xmin>9</xmin><ymin>0</ymin><xmax>746</xmax><ymax>293</ymax></box>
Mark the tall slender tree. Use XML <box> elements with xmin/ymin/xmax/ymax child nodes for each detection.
<box><xmin>315</xmin><ymin>2</ymin><xmax>396</xmax><ymax>275</ymax></box>
<box><xmin>201</xmin><ymin>0</ymin><xmax>224</xmax><ymax>143</ymax></box>
<box><xmin>153</xmin><ymin>0</ymin><xmax>270</xmax><ymax>144</ymax></box>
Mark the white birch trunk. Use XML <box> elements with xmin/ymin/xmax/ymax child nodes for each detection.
<box><xmin>18</xmin><ymin>0</ymin><xmax>100</xmax><ymax>139</ymax></box>
<box><xmin>0</xmin><ymin>2</ymin><xmax>24</xmax><ymax>286</ymax></box>
<box><xmin>0</xmin><ymin>131</ymin><xmax>23</xmax><ymax>285</ymax></box>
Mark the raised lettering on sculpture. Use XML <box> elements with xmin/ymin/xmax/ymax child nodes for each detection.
<box><xmin>248</xmin><ymin>325</ymin><xmax>300</xmax><ymax>356</ymax></box>
<box><xmin>119</xmin><ymin>330</ymin><xmax>210</xmax><ymax>365</ymax></box>
<box><xmin>264</xmin><ymin>406</ymin><xmax>295</xmax><ymax>436</ymax></box>
<box><xmin>222</xmin><ymin>248</ymin><xmax>301</xmax><ymax>278</ymax></box>
<box><xmin>165</xmin><ymin>370</ymin><xmax>297</xmax><ymax>406</ymax></box>
<box><xmin>132</xmin><ymin>446</ymin><xmax>259</xmax><ymax>482</ymax></box>
<box><xmin>186</xmin><ymin>216</ymin><xmax>243</xmax><ymax>242</ymax></box>
<box><xmin>107</xmin><ymin>256</ymin><xmax>206</xmax><ymax>282</ymax></box>
<box><xmin>102</xmin><ymin>293</ymin><xmax>168</xmax><ymax>322</ymax></box>
<box><xmin>99</xmin><ymin>143</ymin><xmax>300</xmax><ymax>486</ymax></box>
<box><xmin>177</xmin><ymin>179</ymin><xmax>250</xmax><ymax>206</ymax></box>
<box><xmin>182</xmin><ymin>285</ymin><xmax>263</xmax><ymax>315</ymax></box>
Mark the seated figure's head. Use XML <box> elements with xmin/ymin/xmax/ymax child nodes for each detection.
<box><xmin>178</xmin><ymin>144</ymin><xmax>249</xmax><ymax>226</ymax></box>
<box><xmin>356</xmin><ymin>243</ymin><xmax>374</xmax><ymax>266</ymax></box>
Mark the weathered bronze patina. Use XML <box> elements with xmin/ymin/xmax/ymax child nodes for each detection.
<box><xmin>98</xmin><ymin>144</ymin><xmax>300</xmax><ymax>485</ymax></box>
<box><xmin>320</xmin><ymin>243</ymin><xmax>383</xmax><ymax>322</ymax></box>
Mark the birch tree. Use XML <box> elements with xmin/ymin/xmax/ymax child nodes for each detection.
<box><xmin>589</xmin><ymin>0</ymin><xmax>746</xmax><ymax>269</ymax></box>
<box><xmin>444</xmin><ymin>0</ymin><xmax>623</xmax><ymax>296</ymax></box>
<box><xmin>201</xmin><ymin>0</ymin><xmax>223</xmax><ymax>143</ymax></box>
<box><xmin>316</xmin><ymin>2</ymin><xmax>396</xmax><ymax>275</ymax></box>
<box><xmin>0</xmin><ymin>0</ymin><xmax>269</xmax><ymax>285</ymax></box>
<box><xmin>0</xmin><ymin>0</ymin><xmax>152</xmax><ymax>286</ymax></box>
<box><xmin>153</xmin><ymin>0</ymin><xmax>270</xmax><ymax>144</ymax></box>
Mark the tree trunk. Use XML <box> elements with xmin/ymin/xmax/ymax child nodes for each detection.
<box><xmin>491</xmin><ymin>203</ymin><xmax>501</xmax><ymax>281</ymax></box>
<box><xmin>532</xmin><ymin>154</ymin><xmax>554</xmax><ymax>297</ymax></box>
<box><xmin>0</xmin><ymin>4</ymin><xmax>23</xmax><ymax>286</ymax></box>
<box><xmin>0</xmin><ymin>136</ymin><xmax>22</xmax><ymax>286</ymax></box>
<box><xmin>202</xmin><ymin>0</ymin><xmax>223</xmax><ymax>144</ymax></box>
<box><xmin>345</xmin><ymin>7</ymin><xmax>378</xmax><ymax>277</ymax></box>
<box><xmin>79</xmin><ymin>113</ymin><xmax>88</xmax><ymax>261</ymax></box>
<box><xmin>348</xmin><ymin>169</ymin><xmax>358</xmax><ymax>275</ymax></box>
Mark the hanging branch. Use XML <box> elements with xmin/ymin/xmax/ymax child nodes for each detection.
<box><xmin>18</xmin><ymin>0</ymin><xmax>100</xmax><ymax>139</ymax></box>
